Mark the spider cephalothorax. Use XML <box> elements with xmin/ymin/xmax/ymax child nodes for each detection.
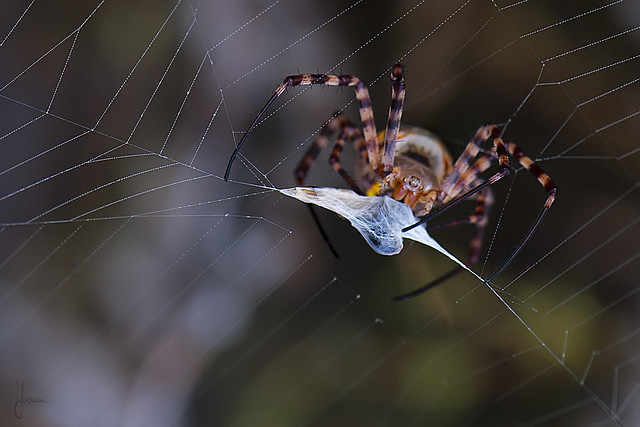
<box><xmin>373</xmin><ymin>127</ymin><xmax>452</xmax><ymax>216</ymax></box>
<box><xmin>225</xmin><ymin>64</ymin><xmax>557</xmax><ymax>292</ymax></box>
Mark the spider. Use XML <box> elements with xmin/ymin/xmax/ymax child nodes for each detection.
<box><xmin>225</xmin><ymin>64</ymin><xmax>557</xmax><ymax>299</ymax></box>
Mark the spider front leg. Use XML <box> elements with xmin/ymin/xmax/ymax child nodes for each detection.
<box><xmin>225</xmin><ymin>71</ymin><xmax>381</xmax><ymax>180</ymax></box>
<box><xmin>381</xmin><ymin>64</ymin><xmax>406</xmax><ymax>174</ymax></box>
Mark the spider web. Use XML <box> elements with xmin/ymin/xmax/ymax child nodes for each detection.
<box><xmin>1</xmin><ymin>0</ymin><xmax>639</xmax><ymax>425</ymax></box>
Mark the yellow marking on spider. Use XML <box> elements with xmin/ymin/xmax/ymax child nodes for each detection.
<box><xmin>366</xmin><ymin>182</ymin><xmax>382</xmax><ymax>196</ymax></box>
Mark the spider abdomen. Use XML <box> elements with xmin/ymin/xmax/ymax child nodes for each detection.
<box><xmin>393</xmin><ymin>127</ymin><xmax>452</xmax><ymax>181</ymax></box>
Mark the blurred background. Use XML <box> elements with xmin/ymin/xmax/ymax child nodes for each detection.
<box><xmin>1</xmin><ymin>0</ymin><xmax>639</xmax><ymax>425</ymax></box>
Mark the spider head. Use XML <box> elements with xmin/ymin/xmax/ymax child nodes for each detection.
<box><xmin>381</xmin><ymin>168</ymin><xmax>439</xmax><ymax>215</ymax></box>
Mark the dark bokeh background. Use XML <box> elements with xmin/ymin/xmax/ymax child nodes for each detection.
<box><xmin>1</xmin><ymin>1</ymin><xmax>639</xmax><ymax>426</ymax></box>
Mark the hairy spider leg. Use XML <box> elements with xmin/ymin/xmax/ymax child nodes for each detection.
<box><xmin>405</xmin><ymin>132</ymin><xmax>511</xmax><ymax>231</ymax></box>
<box><xmin>391</xmin><ymin>268</ymin><xmax>464</xmax><ymax>301</ymax></box>
<box><xmin>224</xmin><ymin>73</ymin><xmax>379</xmax><ymax>180</ymax></box>
<box><xmin>439</xmin><ymin>124</ymin><xmax>502</xmax><ymax>198</ymax></box>
<box><xmin>444</xmin><ymin>154</ymin><xmax>496</xmax><ymax>203</ymax></box>
<box><xmin>381</xmin><ymin>64</ymin><xmax>406</xmax><ymax>174</ymax></box>
<box><xmin>485</xmin><ymin>142</ymin><xmax>557</xmax><ymax>281</ymax></box>
<box><xmin>293</xmin><ymin>114</ymin><xmax>368</xmax><ymax>258</ymax></box>
<box><xmin>507</xmin><ymin>142</ymin><xmax>556</xmax><ymax>210</ymax></box>
<box><xmin>396</xmin><ymin>137</ymin><xmax>557</xmax><ymax>299</ymax></box>
<box><xmin>392</xmin><ymin>182</ymin><xmax>494</xmax><ymax>301</ymax></box>
<box><xmin>467</xmin><ymin>186</ymin><xmax>494</xmax><ymax>265</ymax></box>
<box><xmin>329</xmin><ymin>126</ymin><xmax>368</xmax><ymax>193</ymax></box>
<box><xmin>294</xmin><ymin>114</ymin><xmax>367</xmax><ymax>194</ymax></box>
<box><xmin>430</xmin><ymin>178</ymin><xmax>495</xmax><ymax>264</ymax></box>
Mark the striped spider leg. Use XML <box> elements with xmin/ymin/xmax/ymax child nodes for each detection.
<box><xmin>294</xmin><ymin>114</ymin><xmax>367</xmax><ymax>195</ymax></box>
<box><xmin>225</xmin><ymin>64</ymin><xmax>557</xmax><ymax>300</ymax></box>
<box><xmin>293</xmin><ymin>65</ymin><xmax>406</xmax><ymax>191</ymax></box>
<box><xmin>224</xmin><ymin>65</ymin><xmax>406</xmax><ymax>257</ymax></box>
<box><xmin>392</xmin><ymin>126</ymin><xmax>503</xmax><ymax>300</ymax></box>
<box><xmin>292</xmin><ymin>114</ymin><xmax>368</xmax><ymax>258</ymax></box>
<box><xmin>225</xmin><ymin>66</ymin><xmax>406</xmax><ymax>181</ymax></box>
<box><xmin>396</xmin><ymin>129</ymin><xmax>557</xmax><ymax>299</ymax></box>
